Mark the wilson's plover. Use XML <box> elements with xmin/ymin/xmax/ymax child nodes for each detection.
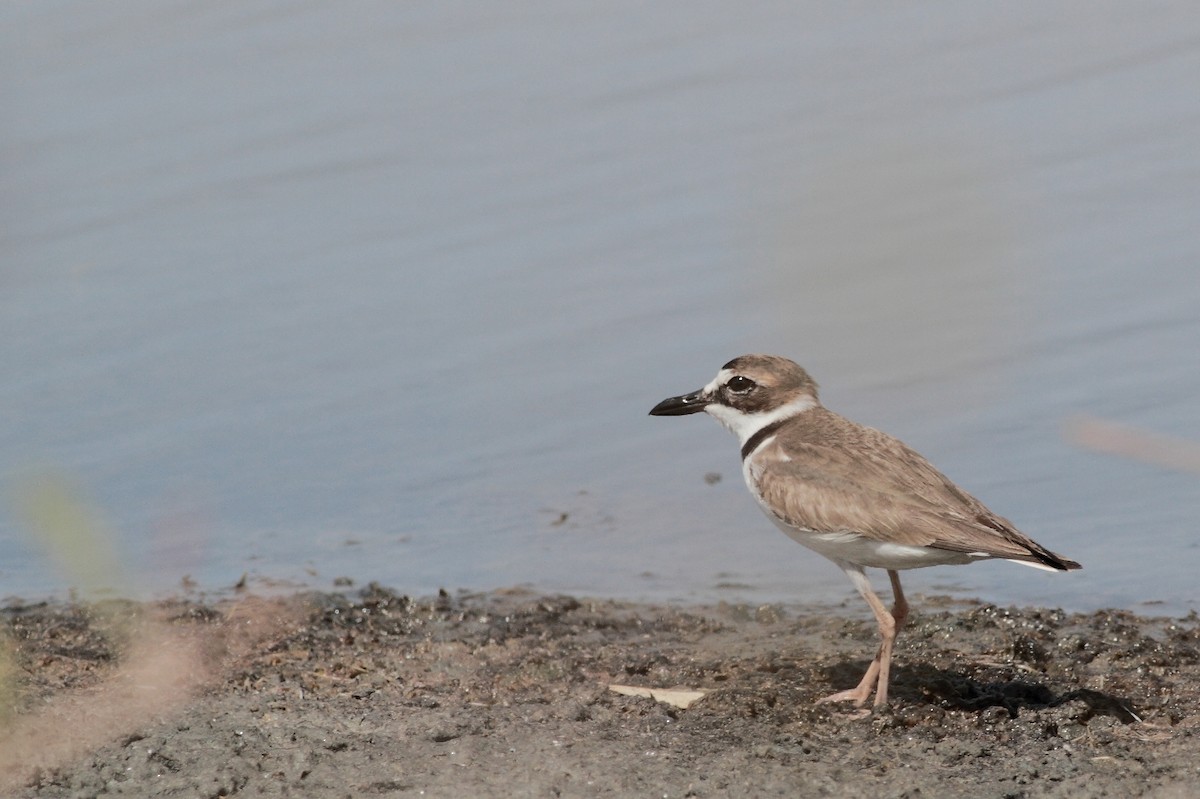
<box><xmin>650</xmin><ymin>354</ymin><xmax>1080</xmax><ymax>708</ymax></box>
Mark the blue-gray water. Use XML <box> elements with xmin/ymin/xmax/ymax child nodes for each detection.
<box><xmin>3</xmin><ymin>3</ymin><xmax>1198</xmax><ymax>614</ymax></box>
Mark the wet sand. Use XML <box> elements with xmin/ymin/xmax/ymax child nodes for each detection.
<box><xmin>2</xmin><ymin>585</ymin><xmax>1197</xmax><ymax>798</ymax></box>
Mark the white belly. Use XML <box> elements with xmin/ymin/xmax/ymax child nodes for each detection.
<box><xmin>760</xmin><ymin>511</ymin><xmax>977</xmax><ymax>570</ymax></box>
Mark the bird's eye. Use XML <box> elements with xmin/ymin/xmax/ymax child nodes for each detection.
<box><xmin>727</xmin><ymin>376</ymin><xmax>755</xmax><ymax>393</ymax></box>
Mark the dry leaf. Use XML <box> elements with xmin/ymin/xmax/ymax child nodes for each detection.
<box><xmin>607</xmin><ymin>684</ymin><xmax>709</xmax><ymax>709</ymax></box>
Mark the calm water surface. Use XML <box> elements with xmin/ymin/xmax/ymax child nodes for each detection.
<box><xmin>2</xmin><ymin>3</ymin><xmax>1198</xmax><ymax>613</ymax></box>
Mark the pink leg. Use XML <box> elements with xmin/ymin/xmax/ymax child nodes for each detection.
<box><xmin>874</xmin><ymin>570</ymin><xmax>908</xmax><ymax>706</ymax></box>
<box><xmin>817</xmin><ymin>567</ymin><xmax>907</xmax><ymax>708</ymax></box>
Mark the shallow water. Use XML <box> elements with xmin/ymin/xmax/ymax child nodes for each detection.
<box><xmin>2</xmin><ymin>3</ymin><xmax>1198</xmax><ymax>613</ymax></box>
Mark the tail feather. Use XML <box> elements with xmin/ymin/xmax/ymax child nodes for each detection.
<box><xmin>1009</xmin><ymin>554</ymin><xmax>1081</xmax><ymax>572</ymax></box>
<box><xmin>971</xmin><ymin>514</ymin><xmax>1080</xmax><ymax>572</ymax></box>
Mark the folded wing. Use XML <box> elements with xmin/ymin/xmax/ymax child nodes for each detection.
<box><xmin>755</xmin><ymin>420</ymin><xmax>1080</xmax><ymax>571</ymax></box>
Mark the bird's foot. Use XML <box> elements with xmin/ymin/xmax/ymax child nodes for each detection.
<box><xmin>815</xmin><ymin>687</ymin><xmax>872</xmax><ymax>707</ymax></box>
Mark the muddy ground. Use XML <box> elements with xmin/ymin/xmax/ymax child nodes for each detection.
<box><xmin>1</xmin><ymin>585</ymin><xmax>1197</xmax><ymax>798</ymax></box>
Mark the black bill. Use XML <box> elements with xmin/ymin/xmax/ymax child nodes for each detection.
<box><xmin>649</xmin><ymin>390</ymin><xmax>709</xmax><ymax>416</ymax></box>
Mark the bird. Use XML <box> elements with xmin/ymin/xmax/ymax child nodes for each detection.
<box><xmin>649</xmin><ymin>354</ymin><xmax>1080</xmax><ymax>708</ymax></box>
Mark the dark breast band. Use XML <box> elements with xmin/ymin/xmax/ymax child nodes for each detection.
<box><xmin>741</xmin><ymin>419</ymin><xmax>787</xmax><ymax>460</ymax></box>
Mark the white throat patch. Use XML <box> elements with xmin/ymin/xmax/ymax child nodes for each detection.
<box><xmin>704</xmin><ymin>393</ymin><xmax>818</xmax><ymax>446</ymax></box>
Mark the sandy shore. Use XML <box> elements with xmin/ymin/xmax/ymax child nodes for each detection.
<box><xmin>1</xmin><ymin>585</ymin><xmax>1197</xmax><ymax>798</ymax></box>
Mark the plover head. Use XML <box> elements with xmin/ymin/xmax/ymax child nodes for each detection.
<box><xmin>649</xmin><ymin>354</ymin><xmax>821</xmax><ymax>445</ymax></box>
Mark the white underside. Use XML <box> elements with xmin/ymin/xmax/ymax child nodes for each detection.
<box><xmin>762</xmin><ymin>513</ymin><xmax>978</xmax><ymax>570</ymax></box>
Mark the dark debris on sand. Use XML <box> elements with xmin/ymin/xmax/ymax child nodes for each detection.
<box><xmin>3</xmin><ymin>586</ymin><xmax>1198</xmax><ymax>798</ymax></box>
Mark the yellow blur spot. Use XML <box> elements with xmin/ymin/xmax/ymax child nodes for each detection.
<box><xmin>13</xmin><ymin>473</ymin><xmax>126</xmax><ymax>598</ymax></box>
